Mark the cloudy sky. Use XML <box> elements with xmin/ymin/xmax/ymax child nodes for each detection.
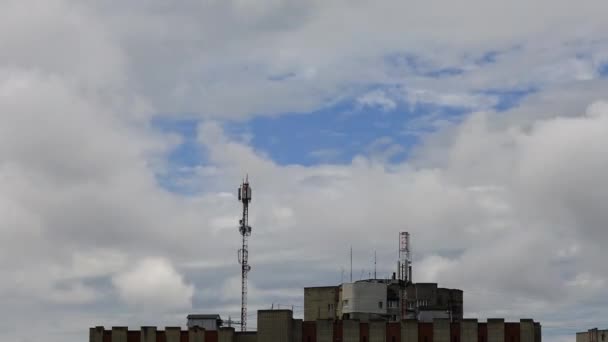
<box><xmin>2</xmin><ymin>0</ymin><xmax>608</xmax><ymax>341</ymax></box>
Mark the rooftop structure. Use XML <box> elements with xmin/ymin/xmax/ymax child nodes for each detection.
<box><xmin>304</xmin><ymin>280</ymin><xmax>463</xmax><ymax>323</ymax></box>
<box><xmin>577</xmin><ymin>328</ymin><xmax>608</xmax><ymax>342</ymax></box>
<box><xmin>186</xmin><ymin>314</ymin><xmax>222</xmax><ymax>330</ymax></box>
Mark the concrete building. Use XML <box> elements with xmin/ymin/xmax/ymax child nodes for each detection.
<box><xmin>90</xmin><ymin>310</ymin><xmax>541</xmax><ymax>342</ymax></box>
<box><xmin>406</xmin><ymin>283</ymin><xmax>463</xmax><ymax>322</ymax></box>
<box><xmin>305</xmin><ymin>280</ymin><xmax>463</xmax><ymax>323</ymax></box>
<box><xmin>341</xmin><ymin>281</ymin><xmax>387</xmax><ymax>320</ymax></box>
<box><xmin>188</xmin><ymin>314</ymin><xmax>223</xmax><ymax>330</ymax></box>
<box><xmin>305</xmin><ymin>286</ymin><xmax>340</xmax><ymax>321</ymax></box>
<box><xmin>577</xmin><ymin>328</ymin><xmax>608</xmax><ymax>342</ymax></box>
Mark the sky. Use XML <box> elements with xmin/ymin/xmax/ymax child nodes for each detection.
<box><xmin>2</xmin><ymin>0</ymin><xmax>608</xmax><ymax>341</ymax></box>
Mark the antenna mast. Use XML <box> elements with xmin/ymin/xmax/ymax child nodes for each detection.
<box><xmin>350</xmin><ymin>246</ymin><xmax>353</xmax><ymax>283</ymax></box>
<box><xmin>374</xmin><ymin>250</ymin><xmax>377</xmax><ymax>279</ymax></box>
<box><xmin>399</xmin><ymin>232</ymin><xmax>412</xmax><ymax>319</ymax></box>
<box><xmin>399</xmin><ymin>232</ymin><xmax>411</xmax><ymax>282</ymax></box>
<box><xmin>237</xmin><ymin>176</ymin><xmax>252</xmax><ymax>331</ymax></box>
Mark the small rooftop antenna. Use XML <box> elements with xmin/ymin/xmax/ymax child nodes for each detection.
<box><xmin>374</xmin><ymin>250</ymin><xmax>377</xmax><ymax>279</ymax></box>
<box><xmin>350</xmin><ymin>246</ymin><xmax>353</xmax><ymax>283</ymax></box>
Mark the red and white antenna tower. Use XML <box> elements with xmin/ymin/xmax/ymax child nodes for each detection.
<box><xmin>237</xmin><ymin>176</ymin><xmax>252</xmax><ymax>331</ymax></box>
<box><xmin>399</xmin><ymin>232</ymin><xmax>412</xmax><ymax>319</ymax></box>
<box><xmin>399</xmin><ymin>232</ymin><xmax>411</xmax><ymax>282</ymax></box>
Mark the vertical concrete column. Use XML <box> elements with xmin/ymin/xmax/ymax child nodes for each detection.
<box><xmin>433</xmin><ymin>319</ymin><xmax>450</xmax><ymax>342</ymax></box>
<box><xmin>258</xmin><ymin>310</ymin><xmax>293</xmax><ymax>342</ymax></box>
<box><xmin>519</xmin><ymin>319</ymin><xmax>534</xmax><ymax>342</ymax></box>
<box><xmin>90</xmin><ymin>326</ymin><xmax>105</xmax><ymax>342</ymax></box>
<box><xmin>487</xmin><ymin>319</ymin><xmax>504</xmax><ymax>342</ymax></box>
<box><xmin>535</xmin><ymin>325</ymin><xmax>541</xmax><ymax>342</ymax></box>
<box><xmin>293</xmin><ymin>319</ymin><xmax>303</xmax><ymax>342</ymax></box>
<box><xmin>189</xmin><ymin>326</ymin><xmax>206</xmax><ymax>342</ymax></box>
<box><xmin>342</xmin><ymin>320</ymin><xmax>360</xmax><ymax>342</ymax></box>
<box><xmin>316</xmin><ymin>320</ymin><xmax>333</xmax><ymax>342</ymax></box>
<box><xmin>369</xmin><ymin>321</ymin><xmax>386</xmax><ymax>342</ymax></box>
<box><xmin>141</xmin><ymin>327</ymin><xmax>156</xmax><ymax>342</ymax></box>
<box><xmin>166</xmin><ymin>327</ymin><xmax>181</xmax><ymax>342</ymax></box>
<box><xmin>401</xmin><ymin>320</ymin><xmax>418</xmax><ymax>342</ymax></box>
<box><xmin>219</xmin><ymin>327</ymin><xmax>235</xmax><ymax>342</ymax></box>
<box><xmin>111</xmin><ymin>327</ymin><xmax>128</xmax><ymax>342</ymax></box>
<box><xmin>460</xmin><ymin>319</ymin><xmax>478</xmax><ymax>342</ymax></box>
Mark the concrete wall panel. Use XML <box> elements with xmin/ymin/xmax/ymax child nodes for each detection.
<box><xmin>342</xmin><ymin>320</ymin><xmax>360</xmax><ymax>342</ymax></box>
<box><xmin>235</xmin><ymin>332</ymin><xmax>257</xmax><ymax>342</ymax></box>
<box><xmin>141</xmin><ymin>327</ymin><xmax>156</xmax><ymax>342</ymax></box>
<box><xmin>433</xmin><ymin>319</ymin><xmax>449</xmax><ymax>342</ymax></box>
<box><xmin>369</xmin><ymin>321</ymin><xmax>386</xmax><ymax>342</ymax></box>
<box><xmin>520</xmin><ymin>320</ymin><xmax>534</xmax><ymax>342</ymax></box>
<box><xmin>165</xmin><ymin>327</ymin><xmax>181</xmax><ymax>342</ymax></box>
<box><xmin>576</xmin><ymin>332</ymin><xmax>588</xmax><ymax>342</ymax></box>
<box><xmin>534</xmin><ymin>324</ymin><xmax>541</xmax><ymax>342</ymax></box>
<box><xmin>218</xmin><ymin>328</ymin><xmax>234</xmax><ymax>342</ymax></box>
<box><xmin>461</xmin><ymin>319</ymin><xmax>478</xmax><ymax>342</ymax></box>
<box><xmin>487</xmin><ymin>319</ymin><xmax>505</xmax><ymax>342</ymax></box>
<box><xmin>258</xmin><ymin>310</ymin><xmax>293</xmax><ymax>342</ymax></box>
<box><xmin>112</xmin><ymin>327</ymin><xmax>128</xmax><ymax>342</ymax></box>
<box><xmin>316</xmin><ymin>320</ymin><xmax>333</xmax><ymax>342</ymax></box>
<box><xmin>293</xmin><ymin>319</ymin><xmax>302</xmax><ymax>342</ymax></box>
<box><xmin>90</xmin><ymin>327</ymin><xmax>105</xmax><ymax>342</ymax></box>
<box><xmin>401</xmin><ymin>320</ymin><xmax>417</xmax><ymax>342</ymax></box>
<box><xmin>189</xmin><ymin>327</ymin><xmax>206</xmax><ymax>342</ymax></box>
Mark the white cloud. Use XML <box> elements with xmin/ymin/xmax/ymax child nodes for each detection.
<box><xmin>113</xmin><ymin>258</ymin><xmax>194</xmax><ymax>311</ymax></box>
<box><xmin>357</xmin><ymin>90</ymin><xmax>397</xmax><ymax>111</ymax></box>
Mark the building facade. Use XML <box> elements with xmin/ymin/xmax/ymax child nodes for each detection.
<box><xmin>577</xmin><ymin>328</ymin><xmax>608</xmax><ymax>342</ymax></box>
<box><xmin>91</xmin><ymin>310</ymin><xmax>541</xmax><ymax>342</ymax></box>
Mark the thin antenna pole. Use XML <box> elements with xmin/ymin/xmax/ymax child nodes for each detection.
<box><xmin>350</xmin><ymin>246</ymin><xmax>353</xmax><ymax>283</ymax></box>
<box><xmin>374</xmin><ymin>251</ymin><xmax>377</xmax><ymax>279</ymax></box>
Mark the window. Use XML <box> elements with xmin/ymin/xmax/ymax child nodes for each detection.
<box><xmin>378</xmin><ymin>301</ymin><xmax>383</xmax><ymax>309</ymax></box>
<box><xmin>343</xmin><ymin>299</ymin><xmax>349</xmax><ymax>306</ymax></box>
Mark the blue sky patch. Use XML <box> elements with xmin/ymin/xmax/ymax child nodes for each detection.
<box><xmin>481</xmin><ymin>87</ymin><xmax>538</xmax><ymax>111</ymax></box>
<box><xmin>598</xmin><ymin>62</ymin><xmax>608</xmax><ymax>77</ymax></box>
<box><xmin>225</xmin><ymin>98</ymin><xmax>470</xmax><ymax>167</ymax></box>
<box><xmin>152</xmin><ymin>117</ymin><xmax>208</xmax><ymax>194</ymax></box>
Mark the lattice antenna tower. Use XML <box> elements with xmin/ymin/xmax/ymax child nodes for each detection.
<box><xmin>399</xmin><ymin>232</ymin><xmax>412</xmax><ymax>319</ymax></box>
<box><xmin>237</xmin><ymin>176</ymin><xmax>252</xmax><ymax>331</ymax></box>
